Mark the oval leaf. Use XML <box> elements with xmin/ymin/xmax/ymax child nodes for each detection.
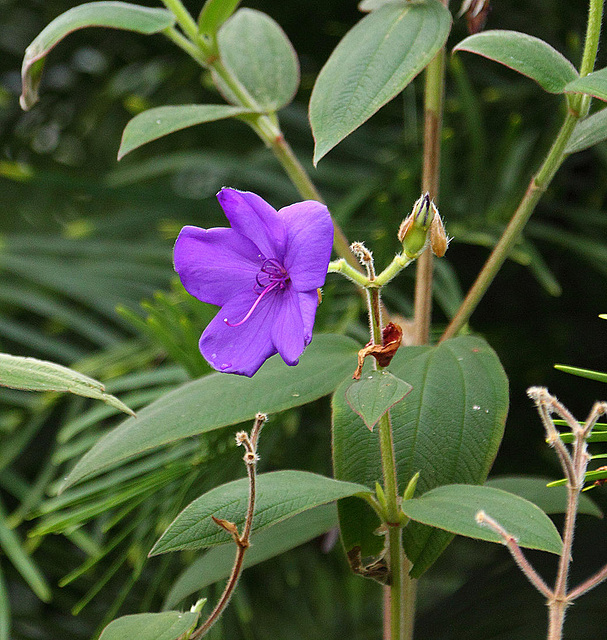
<box><xmin>0</xmin><ymin>353</ymin><xmax>134</xmax><ymax>416</ymax></box>
<box><xmin>400</xmin><ymin>484</ymin><xmax>563</xmax><ymax>555</ymax></box>
<box><xmin>164</xmin><ymin>503</ymin><xmax>337</xmax><ymax>608</ymax></box>
<box><xmin>565</xmin><ymin>67</ymin><xmax>607</xmax><ymax>102</ymax></box>
<box><xmin>310</xmin><ymin>0</ymin><xmax>451</xmax><ymax>164</ymax></box>
<box><xmin>213</xmin><ymin>9</ymin><xmax>299</xmax><ymax>112</ymax></box>
<box><xmin>453</xmin><ymin>30</ymin><xmax>578</xmax><ymax>94</ymax></box>
<box><xmin>346</xmin><ymin>370</ymin><xmax>412</xmax><ymax>430</ymax></box>
<box><xmin>99</xmin><ymin>611</ymin><xmax>199</xmax><ymax>640</ymax></box>
<box><xmin>118</xmin><ymin>105</ymin><xmax>254</xmax><ymax>159</ymax></box>
<box><xmin>486</xmin><ymin>475</ymin><xmax>601</xmax><ymax>518</ymax></box>
<box><xmin>61</xmin><ymin>334</ymin><xmax>359</xmax><ymax>490</ymax></box>
<box><xmin>20</xmin><ymin>2</ymin><xmax>175</xmax><ymax>110</ymax></box>
<box><xmin>332</xmin><ymin>335</ymin><xmax>509</xmax><ymax>576</ymax></box>
<box><xmin>150</xmin><ymin>471</ymin><xmax>370</xmax><ymax>555</ymax></box>
<box><xmin>565</xmin><ymin>109</ymin><xmax>607</xmax><ymax>154</ymax></box>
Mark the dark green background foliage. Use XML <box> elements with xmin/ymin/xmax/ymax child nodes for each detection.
<box><xmin>1</xmin><ymin>0</ymin><xmax>607</xmax><ymax>638</ymax></box>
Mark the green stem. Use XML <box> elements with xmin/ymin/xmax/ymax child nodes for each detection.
<box><xmin>160</xmin><ymin>8</ymin><xmax>360</xmax><ymax>271</ymax></box>
<box><xmin>440</xmin><ymin>112</ymin><xmax>578</xmax><ymax>342</ymax></box>
<box><xmin>413</xmin><ymin>44</ymin><xmax>446</xmax><ymax>346</ymax></box>
<box><xmin>378</xmin><ymin>411</ymin><xmax>404</xmax><ymax>640</ymax></box>
<box><xmin>160</xmin><ymin>0</ymin><xmax>201</xmax><ymax>43</ymax></box>
<box><xmin>441</xmin><ymin>0</ymin><xmax>604</xmax><ymax>342</ymax></box>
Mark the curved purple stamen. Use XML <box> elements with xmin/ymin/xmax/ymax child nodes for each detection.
<box><xmin>224</xmin><ymin>281</ymin><xmax>282</xmax><ymax>327</ymax></box>
<box><xmin>225</xmin><ymin>258</ymin><xmax>290</xmax><ymax>327</ymax></box>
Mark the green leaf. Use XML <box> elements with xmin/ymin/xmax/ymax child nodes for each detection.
<box><xmin>310</xmin><ymin>0</ymin><xmax>451</xmax><ymax>164</ymax></box>
<box><xmin>565</xmin><ymin>67</ymin><xmax>607</xmax><ymax>102</ymax></box>
<box><xmin>0</xmin><ymin>567</ymin><xmax>9</xmax><ymax>640</ymax></box>
<box><xmin>359</xmin><ymin>0</ymin><xmax>407</xmax><ymax>12</ymax></box>
<box><xmin>99</xmin><ymin>611</ymin><xmax>199</xmax><ymax>640</ymax></box>
<box><xmin>565</xmin><ymin>109</ymin><xmax>607</xmax><ymax>154</ymax></box>
<box><xmin>486</xmin><ymin>475</ymin><xmax>602</xmax><ymax>518</ymax></box>
<box><xmin>198</xmin><ymin>0</ymin><xmax>241</xmax><ymax>36</ymax></box>
<box><xmin>213</xmin><ymin>9</ymin><xmax>299</xmax><ymax>111</ymax></box>
<box><xmin>345</xmin><ymin>370</ymin><xmax>412</xmax><ymax>431</ymax></box>
<box><xmin>400</xmin><ymin>484</ymin><xmax>563</xmax><ymax>555</ymax></box>
<box><xmin>0</xmin><ymin>353</ymin><xmax>134</xmax><ymax>416</ymax></box>
<box><xmin>554</xmin><ymin>363</ymin><xmax>607</xmax><ymax>384</ymax></box>
<box><xmin>61</xmin><ymin>334</ymin><xmax>359</xmax><ymax>490</ymax></box>
<box><xmin>0</xmin><ymin>500</ymin><xmax>50</xmax><ymax>602</ymax></box>
<box><xmin>20</xmin><ymin>2</ymin><xmax>175</xmax><ymax>110</ymax></box>
<box><xmin>453</xmin><ymin>30</ymin><xmax>578</xmax><ymax>93</ymax></box>
<box><xmin>118</xmin><ymin>104</ymin><xmax>253</xmax><ymax>159</ymax></box>
<box><xmin>150</xmin><ymin>471</ymin><xmax>370</xmax><ymax>555</ymax></box>
<box><xmin>332</xmin><ymin>336</ymin><xmax>509</xmax><ymax>577</ymax></box>
<box><xmin>165</xmin><ymin>503</ymin><xmax>337</xmax><ymax>608</ymax></box>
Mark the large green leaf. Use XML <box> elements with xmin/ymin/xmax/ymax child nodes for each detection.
<box><xmin>565</xmin><ymin>67</ymin><xmax>607</xmax><ymax>102</ymax></box>
<box><xmin>0</xmin><ymin>353</ymin><xmax>134</xmax><ymax>416</ymax></box>
<box><xmin>164</xmin><ymin>504</ymin><xmax>337</xmax><ymax>608</ymax></box>
<box><xmin>565</xmin><ymin>109</ymin><xmax>607</xmax><ymax>154</ymax></box>
<box><xmin>62</xmin><ymin>334</ymin><xmax>359</xmax><ymax>490</ymax></box>
<box><xmin>213</xmin><ymin>9</ymin><xmax>299</xmax><ymax>111</ymax></box>
<box><xmin>486</xmin><ymin>476</ymin><xmax>601</xmax><ymax>517</ymax></box>
<box><xmin>453</xmin><ymin>30</ymin><xmax>578</xmax><ymax>93</ymax></box>
<box><xmin>20</xmin><ymin>2</ymin><xmax>175</xmax><ymax>110</ymax></box>
<box><xmin>118</xmin><ymin>105</ymin><xmax>253</xmax><ymax>159</ymax></box>
<box><xmin>150</xmin><ymin>471</ymin><xmax>370</xmax><ymax>555</ymax></box>
<box><xmin>99</xmin><ymin>611</ymin><xmax>199</xmax><ymax>640</ymax></box>
<box><xmin>400</xmin><ymin>484</ymin><xmax>562</xmax><ymax>554</ymax></box>
<box><xmin>309</xmin><ymin>0</ymin><xmax>451</xmax><ymax>164</ymax></box>
<box><xmin>332</xmin><ymin>336</ymin><xmax>508</xmax><ymax>577</ymax></box>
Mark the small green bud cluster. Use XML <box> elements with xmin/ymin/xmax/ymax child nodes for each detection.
<box><xmin>398</xmin><ymin>193</ymin><xmax>449</xmax><ymax>259</ymax></box>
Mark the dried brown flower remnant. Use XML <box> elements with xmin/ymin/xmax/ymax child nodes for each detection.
<box><xmin>353</xmin><ymin>322</ymin><xmax>403</xmax><ymax>379</ymax></box>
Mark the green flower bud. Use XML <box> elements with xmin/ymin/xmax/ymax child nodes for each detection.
<box><xmin>398</xmin><ymin>193</ymin><xmax>438</xmax><ymax>258</ymax></box>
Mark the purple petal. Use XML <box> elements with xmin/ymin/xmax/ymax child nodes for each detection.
<box><xmin>271</xmin><ymin>287</ymin><xmax>305</xmax><ymax>366</ymax></box>
<box><xmin>217</xmin><ymin>188</ymin><xmax>287</xmax><ymax>260</ymax></box>
<box><xmin>280</xmin><ymin>201</ymin><xmax>333</xmax><ymax>291</ymax></box>
<box><xmin>297</xmin><ymin>290</ymin><xmax>320</xmax><ymax>345</ymax></box>
<box><xmin>174</xmin><ymin>226</ymin><xmax>261</xmax><ymax>307</ymax></box>
<box><xmin>199</xmin><ymin>290</ymin><xmax>277</xmax><ymax>377</ymax></box>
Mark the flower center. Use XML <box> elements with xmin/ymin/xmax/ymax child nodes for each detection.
<box><xmin>224</xmin><ymin>258</ymin><xmax>289</xmax><ymax>327</ymax></box>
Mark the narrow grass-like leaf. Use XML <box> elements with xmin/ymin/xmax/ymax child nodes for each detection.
<box><xmin>400</xmin><ymin>484</ymin><xmax>562</xmax><ymax>554</ymax></box>
<box><xmin>310</xmin><ymin>0</ymin><xmax>451</xmax><ymax>163</ymax></box>
<box><xmin>345</xmin><ymin>370</ymin><xmax>412</xmax><ymax>430</ymax></box>
<box><xmin>554</xmin><ymin>363</ymin><xmax>607</xmax><ymax>384</ymax></box>
<box><xmin>0</xmin><ymin>353</ymin><xmax>134</xmax><ymax>416</ymax></box>
<box><xmin>565</xmin><ymin>67</ymin><xmax>607</xmax><ymax>102</ymax></box>
<box><xmin>118</xmin><ymin>105</ymin><xmax>253</xmax><ymax>159</ymax></box>
<box><xmin>0</xmin><ymin>568</ymin><xmax>9</xmax><ymax>640</ymax></box>
<box><xmin>150</xmin><ymin>471</ymin><xmax>370</xmax><ymax>555</ymax></box>
<box><xmin>0</xmin><ymin>500</ymin><xmax>50</xmax><ymax>602</ymax></box>
<box><xmin>213</xmin><ymin>9</ymin><xmax>299</xmax><ymax>111</ymax></box>
<box><xmin>20</xmin><ymin>2</ymin><xmax>175</xmax><ymax>109</ymax></box>
<box><xmin>453</xmin><ymin>30</ymin><xmax>578</xmax><ymax>93</ymax></box>
<box><xmin>164</xmin><ymin>503</ymin><xmax>337</xmax><ymax>608</ymax></box>
<box><xmin>566</xmin><ymin>109</ymin><xmax>607</xmax><ymax>154</ymax></box>
<box><xmin>61</xmin><ymin>334</ymin><xmax>359</xmax><ymax>490</ymax></box>
<box><xmin>486</xmin><ymin>476</ymin><xmax>601</xmax><ymax>517</ymax></box>
<box><xmin>99</xmin><ymin>611</ymin><xmax>199</xmax><ymax>640</ymax></box>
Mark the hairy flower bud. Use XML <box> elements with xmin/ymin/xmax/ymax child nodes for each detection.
<box><xmin>398</xmin><ymin>193</ymin><xmax>439</xmax><ymax>258</ymax></box>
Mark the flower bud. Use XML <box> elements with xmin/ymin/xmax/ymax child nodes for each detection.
<box><xmin>430</xmin><ymin>213</ymin><xmax>449</xmax><ymax>257</ymax></box>
<box><xmin>398</xmin><ymin>193</ymin><xmax>438</xmax><ymax>258</ymax></box>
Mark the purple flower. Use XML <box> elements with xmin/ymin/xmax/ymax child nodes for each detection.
<box><xmin>174</xmin><ymin>188</ymin><xmax>334</xmax><ymax>377</ymax></box>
